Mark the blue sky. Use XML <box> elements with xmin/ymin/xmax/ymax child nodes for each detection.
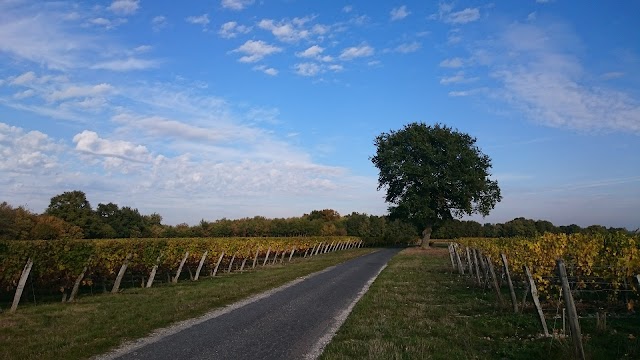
<box><xmin>1</xmin><ymin>0</ymin><xmax>639</xmax><ymax>229</ymax></box>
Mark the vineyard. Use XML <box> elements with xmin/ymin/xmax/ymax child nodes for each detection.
<box><xmin>450</xmin><ymin>232</ymin><xmax>640</xmax><ymax>357</ymax></box>
<box><xmin>457</xmin><ymin>232</ymin><xmax>640</xmax><ymax>303</ymax></box>
<box><xmin>0</xmin><ymin>236</ymin><xmax>362</xmax><ymax>310</ymax></box>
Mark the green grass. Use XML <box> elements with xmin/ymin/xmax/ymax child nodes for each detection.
<box><xmin>320</xmin><ymin>247</ymin><xmax>640</xmax><ymax>360</ymax></box>
<box><xmin>0</xmin><ymin>248</ymin><xmax>375</xmax><ymax>360</ymax></box>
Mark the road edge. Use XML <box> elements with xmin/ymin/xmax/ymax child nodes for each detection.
<box><xmin>304</xmin><ymin>261</ymin><xmax>390</xmax><ymax>360</ymax></box>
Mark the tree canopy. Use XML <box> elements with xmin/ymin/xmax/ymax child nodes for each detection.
<box><xmin>371</xmin><ymin>122</ymin><xmax>501</xmax><ymax>247</ymax></box>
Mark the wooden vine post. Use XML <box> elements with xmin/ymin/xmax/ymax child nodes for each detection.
<box><xmin>523</xmin><ymin>265</ymin><xmax>549</xmax><ymax>336</ymax></box>
<box><xmin>239</xmin><ymin>257</ymin><xmax>248</xmax><ymax>272</ymax></box>
<box><xmin>466</xmin><ymin>247</ymin><xmax>474</xmax><ymax>278</ymax></box>
<box><xmin>194</xmin><ymin>251</ymin><xmax>208</xmax><ymax>281</ymax></box>
<box><xmin>288</xmin><ymin>247</ymin><xmax>296</xmax><ymax>262</ymax></box>
<box><xmin>500</xmin><ymin>253</ymin><xmax>518</xmax><ymax>313</ymax></box>
<box><xmin>112</xmin><ymin>253</ymin><xmax>133</xmax><ymax>293</ymax></box>
<box><xmin>262</xmin><ymin>247</ymin><xmax>272</xmax><ymax>266</ymax></box>
<box><xmin>485</xmin><ymin>255</ymin><xmax>503</xmax><ymax>305</ymax></box>
<box><xmin>10</xmin><ymin>258</ymin><xmax>34</xmax><ymax>313</ymax></box>
<box><xmin>252</xmin><ymin>248</ymin><xmax>260</xmax><ymax>268</ymax></box>
<box><xmin>227</xmin><ymin>253</ymin><xmax>237</xmax><ymax>272</ymax></box>
<box><xmin>454</xmin><ymin>245</ymin><xmax>465</xmax><ymax>275</ymax></box>
<box><xmin>212</xmin><ymin>252</ymin><xmax>225</xmax><ymax>277</ymax></box>
<box><xmin>68</xmin><ymin>263</ymin><xmax>89</xmax><ymax>302</ymax></box>
<box><xmin>447</xmin><ymin>244</ymin><xmax>457</xmax><ymax>271</ymax></box>
<box><xmin>146</xmin><ymin>254</ymin><xmax>162</xmax><ymax>288</ymax></box>
<box><xmin>557</xmin><ymin>259</ymin><xmax>585</xmax><ymax>360</ymax></box>
<box><xmin>172</xmin><ymin>251</ymin><xmax>189</xmax><ymax>283</ymax></box>
<box><xmin>472</xmin><ymin>249</ymin><xmax>481</xmax><ymax>285</ymax></box>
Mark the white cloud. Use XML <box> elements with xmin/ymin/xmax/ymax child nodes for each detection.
<box><xmin>73</xmin><ymin>130</ymin><xmax>153</xmax><ymax>163</ymax></box>
<box><xmin>218</xmin><ymin>21</ymin><xmax>251</xmax><ymax>38</ymax></box>
<box><xmin>447</xmin><ymin>29</ymin><xmax>462</xmax><ymax>44</ymax></box>
<box><xmin>601</xmin><ymin>72</ymin><xmax>624</xmax><ymax>80</ymax></box>
<box><xmin>527</xmin><ymin>12</ymin><xmax>537</xmax><ymax>21</ymax></box>
<box><xmin>439</xmin><ymin>71</ymin><xmax>477</xmax><ymax>85</ymax></box>
<box><xmin>296</xmin><ymin>45</ymin><xmax>325</xmax><ymax>58</ymax></box>
<box><xmin>328</xmin><ymin>64</ymin><xmax>343</xmax><ymax>72</ymax></box>
<box><xmin>48</xmin><ymin>83</ymin><xmax>113</xmax><ymax>101</ymax></box>
<box><xmin>221</xmin><ymin>0</ymin><xmax>255</xmax><ymax>11</ymax></box>
<box><xmin>231</xmin><ymin>40</ymin><xmax>282</xmax><ymax>63</ymax></box>
<box><xmin>186</xmin><ymin>14</ymin><xmax>210</xmax><ymax>29</ymax></box>
<box><xmin>0</xmin><ymin>122</ymin><xmax>62</xmax><ymax>172</ymax></box>
<box><xmin>342</xmin><ymin>6</ymin><xmax>353</xmax><ymax>13</ymax></box>
<box><xmin>439</xmin><ymin>57</ymin><xmax>464</xmax><ymax>68</ymax></box>
<box><xmin>91</xmin><ymin>58</ymin><xmax>159</xmax><ymax>71</ymax></box>
<box><xmin>134</xmin><ymin>45</ymin><xmax>152</xmax><ymax>53</ymax></box>
<box><xmin>10</xmin><ymin>71</ymin><xmax>37</xmax><ymax>85</ymax></box>
<box><xmin>152</xmin><ymin>16</ymin><xmax>168</xmax><ymax>31</ymax></box>
<box><xmin>393</xmin><ymin>42</ymin><xmax>421</xmax><ymax>54</ymax></box>
<box><xmin>474</xmin><ymin>22</ymin><xmax>640</xmax><ymax>133</ymax></box>
<box><xmin>258</xmin><ymin>19</ymin><xmax>307</xmax><ymax>43</ymax></box>
<box><xmin>339</xmin><ymin>45</ymin><xmax>374</xmax><ymax>60</ymax></box>
<box><xmin>0</xmin><ymin>6</ymin><xmax>95</xmax><ymax>70</ymax></box>
<box><xmin>390</xmin><ymin>5</ymin><xmax>410</xmax><ymax>21</ymax></box>
<box><xmin>431</xmin><ymin>4</ymin><xmax>480</xmax><ymax>25</ymax></box>
<box><xmin>13</xmin><ymin>89</ymin><xmax>36</xmax><ymax>99</ymax></box>
<box><xmin>294</xmin><ymin>63</ymin><xmax>321</xmax><ymax>77</ymax></box>
<box><xmin>253</xmin><ymin>65</ymin><xmax>278</xmax><ymax>76</ymax></box>
<box><xmin>447</xmin><ymin>8</ymin><xmax>480</xmax><ymax>24</ymax></box>
<box><xmin>108</xmin><ymin>0</ymin><xmax>139</xmax><ymax>16</ymax></box>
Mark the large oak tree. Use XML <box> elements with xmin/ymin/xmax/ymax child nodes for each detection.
<box><xmin>371</xmin><ymin>123</ymin><xmax>501</xmax><ymax>247</ymax></box>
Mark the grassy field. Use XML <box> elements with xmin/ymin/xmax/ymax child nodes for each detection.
<box><xmin>0</xmin><ymin>248</ymin><xmax>374</xmax><ymax>360</ymax></box>
<box><xmin>320</xmin><ymin>247</ymin><xmax>640</xmax><ymax>360</ymax></box>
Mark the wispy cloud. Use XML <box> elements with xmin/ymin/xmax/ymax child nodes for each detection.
<box><xmin>151</xmin><ymin>16</ymin><xmax>168</xmax><ymax>32</ymax></box>
<box><xmin>392</xmin><ymin>42</ymin><xmax>421</xmax><ymax>54</ymax></box>
<box><xmin>253</xmin><ymin>65</ymin><xmax>278</xmax><ymax>76</ymax></box>
<box><xmin>258</xmin><ymin>17</ymin><xmax>328</xmax><ymax>43</ymax></box>
<box><xmin>294</xmin><ymin>62</ymin><xmax>321</xmax><ymax>77</ymax></box>
<box><xmin>296</xmin><ymin>45</ymin><xmax>325</xmax><ymax>58</ymax></box>
<box><xmin>390</xmin><ymin>5</ymin><xmax>410</xmax><ymax>21</ymax></box>
<box><xmin>91</xmin><ymin>58</ymin><xmax>159</xmax><ymax>71</ymax></box>
<box><xmin>479</xmin><ymin>22</ymin><xmax>640</xmax><ymax>133</ymax></box>
<box><xmin>439</xmin><ymin>57</ymin><xmax>464</xmax><ymax>68</ymax></box>
<box><xmin>186</xmin><ymin>14</ymin><xmax>210</xmax><ymax>30</ymax></box>
<box><xmin>221</xmin><ymin>0</ymin><xmax>255</xmax><ymax>11</ymax></box>
<box><xmin>231</xmin><ymin>40</ymin><xmax>282</xmax><ymax>63</ymax></box>
<box><xmin>440</xmin><ymin>71</ymin><xmax>477</xmax><ymax>85</ymax></box>
<box><xmin>218</xmin><ymin>21</ymin><xmax>251</xmax><ymax>38</ymax></box>
<box><xmin>108</xmin><ymin>0</ymin><xmax>139</xmax><ymax>16</ymax></box>
<box><xmin>431</xmin><ymin>4</ymin><xmax>481</xmax><ymax>25</ymax></box>
<box><xmin>339</xmin><ymin>44</ymin><xmax>374</xmax><ymax>60</ymax></box>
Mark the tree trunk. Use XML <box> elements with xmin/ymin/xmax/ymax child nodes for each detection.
<box><xmin>421</xmin><ymin>226</ymin><xmax>433</xmax><ymax>248</ymax></box>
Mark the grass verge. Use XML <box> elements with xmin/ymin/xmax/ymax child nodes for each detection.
<box><xmin>320</xmin><ymin>247</ymin><xmax>639</xmax><ymax>360</ymax></box>
<box><xmin>0</xmin><ymin>248</ymin><xmax>374</xmax><ymax>360</ymax></box>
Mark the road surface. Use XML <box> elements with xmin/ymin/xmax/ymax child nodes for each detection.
<box><xmin>99</xmin><ymin>248</ymin><xmax>400</xmax><ymax>360</ymax></box>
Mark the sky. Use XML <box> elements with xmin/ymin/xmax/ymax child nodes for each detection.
<box><xmin>0</xmin><ymin>0</ymin><xmax>639</xmax><ymax>229</ymax></box>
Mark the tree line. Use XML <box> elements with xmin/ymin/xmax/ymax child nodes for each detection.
<box><xmin>0</xmin><ymin>191</ymin><xmax>416</xmax><ymax>244</ymax></box>
<box><xmin>0</xmin><ymin>190</ymin><xmax>633</xmax><ymax>243</ymax></box>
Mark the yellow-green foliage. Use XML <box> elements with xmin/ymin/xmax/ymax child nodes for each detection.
<box><xmin>0</xmin><ymin>236</ymin><xmax>359</xmax><ymax>292</ymax></box>
<box><xmin>458</xmin><ymin>232</ymin><xmax>640</xmax><ymax>299</ymax></box>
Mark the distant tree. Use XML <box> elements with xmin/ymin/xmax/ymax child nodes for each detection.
<box><xmin>535</xmin><ymin>220</ymin><xmax>557</xmax><ymax>234</ymax></box>
<box><xmin>371</xmin><ymin>123</ymin><xmax>501</xmax><ymax>248</ymax></box>
<box><xmin>503</xmin><ymin>217</ymin><xmax>538</xmax><ymax>237</ymax></box>
<box><xmin>0</xmin><ymin>202</ymin><xmax>37</xmax><ymax>240</ymax></box>
<box><xmin>45</xmin><ymin>190</ymin><xmax>106</xmax><ymax>238</ymax></box>
<box><xmin>305</xmin><ymin>209</ymin><xmax>341</xmax><ymax>222</ymax></box>
<box><xmin>559</xmin><ymin>224</ymin><xmax>582</xmax><ymax>234</ymax></box>
<box><xmin>30</xmin><ymin>215</ymin><xmax>84</xmax><ymax>240</ymax></box>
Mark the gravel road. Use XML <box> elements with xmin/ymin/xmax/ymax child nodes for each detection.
<box><xmin>99</xmin><ymin>248</ymin><xmax>400</xmax><ymax>360</ymax></box>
